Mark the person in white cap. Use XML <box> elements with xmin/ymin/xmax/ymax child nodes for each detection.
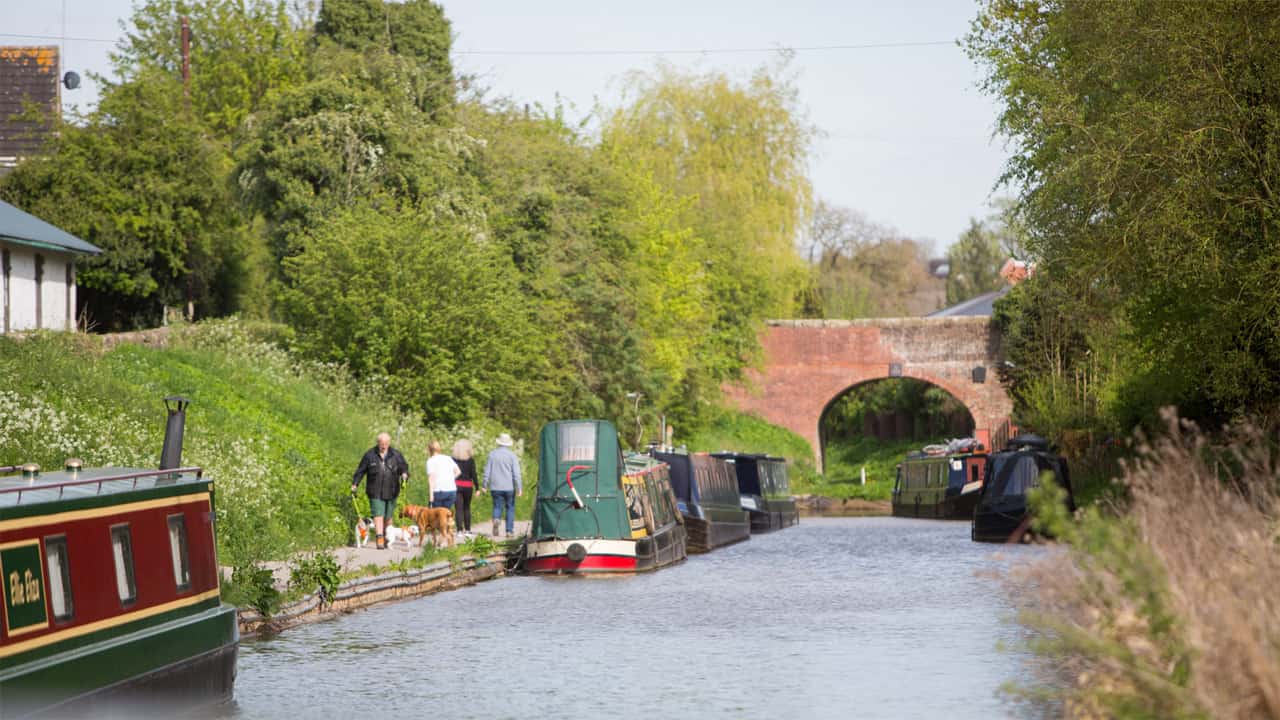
<box><xmin>481</xmin><ymin>433</ymin><xmax>522</xmax><ymax>536</ymax></box>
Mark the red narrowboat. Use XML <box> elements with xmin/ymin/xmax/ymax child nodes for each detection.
<box><xmin>0</xmin><ymin>398</ymin><xmax>237</xmax><ymax>717</ymax></box>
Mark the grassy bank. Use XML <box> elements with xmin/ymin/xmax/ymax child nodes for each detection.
<box><xmin>0</xmin><ymin>320</ymin><xmax>536</xmax><ymax>572</ymax></box>
<box><xmin>819</xmin><ymin>436</ymin><xmax>943</xmax><ymax>501</ymax></box>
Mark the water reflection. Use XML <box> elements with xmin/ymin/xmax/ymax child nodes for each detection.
<box><xmin>227</xmin><ymin>517</ymin><xmax>1046</xmax><ymax>720</ymax></box>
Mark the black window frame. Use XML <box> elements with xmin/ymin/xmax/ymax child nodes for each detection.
<box><xmin>43</xmin><ymin>534</ymin><xmax>74</xmax><ymax>623</ymax></box>
<box><xmin>167</xmin><ymin>514</ymin><xmax>192</xmax><ymax>592</ymax></box>
<box><xmin>110</xmin><ymin>523</ymin><xmax>138</xmax><ymax>607</ymax></box>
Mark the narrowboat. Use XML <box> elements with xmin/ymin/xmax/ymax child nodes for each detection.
<box><xmin>524</xmin><ymin>420</ymin><xmax>687</xmax><ymax>574</ymax></box>
<box><xmin>892</xmin><ymin>439</ymin><xmax>988</xmax><ymax>519</ymax></box>
<box><xmin>712</xmin><ymin>453</ymin><xmax>799</xmax><ymax>533</ymax></box>
<box><xmin>0</xmin><ymin>397</ymin><xmax>237</xmax><ymax>718</ymax></box>
<box><xmin>651</xmin><ymin>450</ymin><xmax>749</xmax><ymax>552</ymax></box>
<box><xmin>972</xmin><ymin>434</ymin><xmax>1075</xmax><ymax>543</ymax></box>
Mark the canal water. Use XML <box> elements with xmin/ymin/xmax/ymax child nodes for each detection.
<box><xmin>225</xmin><ymin>517</ymin><xmax>1047</xmax><ymax>720</ymax></box>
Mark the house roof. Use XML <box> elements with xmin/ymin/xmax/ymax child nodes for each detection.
<box><xmin>0</xmin><ymin>199</ymin><xmax>101</xmax><ymax>255</ymax></box>
<box><xmin>926</xmin><ymin>286</ymin><xmax>1010</xmax><ymax>318</ymax></box>
<box><xmin>0</xmin><ymin>46</ymin><xmax>60</xmax><ymax>168</ymax></box>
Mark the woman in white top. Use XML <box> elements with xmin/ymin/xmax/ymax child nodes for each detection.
<box><xmin>426</xmin><ymin>440</ymin><xmax>461</xmax><ymax>510</ymax></box>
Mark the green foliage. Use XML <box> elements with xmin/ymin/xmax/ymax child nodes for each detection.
<box><xmin>277</xmin><ymin>202</ymin><xmax>544</xmax><ymax>428</ymax></box>
<box><xmin>227</xmin><ymin>563</ymin><xmax>281</xmax><ymax>617</ymax></box>
<box><xmin>288</xmin><ymin>552</ymin><xmax>342</xmax><ymax>603</ymax></box>
<box><xmin>821</xmin><ymin>378</ymin><xmax>971</xmax><ymax>444</ymax></box>
<box><xmin>945</xmin><ymin>216</ymin><xmax>1007</xmax><ymax>305</ymax></box>
<box><xmin>969</xmin><ymin>0</ymin><xmax>1280</xmax><ymax>429</ymax></box>
<box><xmin>463</xmin><ymin>533</ymin><xmax>497</xmax><ymax>557</ymax></box>
<box><xmin>685</xmin><ymin>407</ymin><xmax>820</xmax><ymax>489</ymax></box>
<box><xmin>816</xmin><ymin>437</ymin><xmax>937</xmax><ymax>501</ymax></box>
<box><xmin>0</xmin><ymin>74</ymin><xmax>260</xmax><ymax>329</ymax></box>
<box><xmin>1</xmin><ymin>321</ymin><xmax>409</xmax><ymax>566</ymax></box>
<box><xmin>603</xmin><ymin>62</ymin><xmax>815</xmax><ymax>407</ymax></box>
<box><xmin>112</xmin><ymin>0</ymin><xmax>309</xmax><ymax>134</ymax></box>
<box><xmin>315</xmin><ymin>0</ymin><xmax>453</xmax><ymax>117</ymax></box>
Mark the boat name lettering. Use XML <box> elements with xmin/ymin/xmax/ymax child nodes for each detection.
<box><xmin>8</xmin><ymin>569</ymin><xmax>40</xmax><ymax>606</ymax></box>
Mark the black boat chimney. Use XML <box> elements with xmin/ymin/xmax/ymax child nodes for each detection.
<box><xmin>160</xmin><ymin>396</ymin><xmax>191</xmax><ymax>471</ymax></box>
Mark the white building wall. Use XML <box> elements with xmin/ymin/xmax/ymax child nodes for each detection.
<box><xmin>6</xmin><ymin>245</ymin><xmax>37</xmax><ymax>332</ymax></box>
<box><xmin>1</xmin><ymin>242</ymin><xmax>77</xmax><ymax>333</ymax></box>
<box><xmin>40</xmin><ymin>254</ymin><xmax>69</xmax><ymax>330</ymax></box>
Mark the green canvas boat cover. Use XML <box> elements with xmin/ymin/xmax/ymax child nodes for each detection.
<box><xmin>534</xmin><ymin>420</ymin><xmax>630</xmax><ymax>540</ymax></box>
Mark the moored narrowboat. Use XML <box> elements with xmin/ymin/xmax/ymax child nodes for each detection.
<box><xmin>0</xmin><ymin>398</ymin><xmax>237</xmax><ymax>718</ymax></box>
<box><xmin>972</xmin><ymin>434</ymin><xmax>1075</xmax><ymax>543</ymax></box>
<box><xmin>713</xmin><ymin>453</ymin><xmax>799</xmax><ymax>533</ymax></box>
<box><xmin>525</xmin><ymin>420</ymin><xmax>687</xmax><ymax>574</ymax></box>
<box><xmin>892</xmin><ymin>439</ymin><xmax>988</xmax><ymax>519</ymax></box>
<box><xmin>651</xmin><ymin>451</ymin><xmax>749</xmax><ymax>552</ymax></box>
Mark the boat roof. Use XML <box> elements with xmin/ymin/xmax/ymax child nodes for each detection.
<box><xmin>0</xmin><ymin>467</ymin><xmax>208</xmax><ymax>510</ymax></box>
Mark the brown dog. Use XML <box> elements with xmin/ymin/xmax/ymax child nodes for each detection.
<box><xmin>401</xmin><ymin>504</ymin><xmax>456</xmax><ymax>548</ymax></box>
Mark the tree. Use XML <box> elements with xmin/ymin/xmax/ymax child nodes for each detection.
<box><xmin>945</xmin><ymin>217</ymin><xmax>1006</xmax><ymax>305</ymax></box>
<box><xmin>602</xmin><ymin>62</ymin><xmax>815</xmax><ymax>397</ymax></box>
<box><xmin>802</xmin><ymin>200</ymin><xmax>936</xmax><ymax>319</ymax></box>
<box><xmin>278</xmin><ymin>202</ymin><xmax>548</xmax><ymax>428</ymax></box>
<box><xmin>968</xmin><ymin>1</ymin><xmax>1280</xmax><ymax>426</ymax></box>
<box><xmin>0</xmin><ymin>73</ymin><xmax>254</xmax><ymax>329</ymax></box>
<box><xmin>111</xmin><ymin>0</ymin><xmax>309</xmax><ymax>136</ymax></box>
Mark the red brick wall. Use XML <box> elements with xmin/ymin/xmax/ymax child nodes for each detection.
<box><xmin>723</xmin><ymin>317</ymin><xmax>1013</xmax><ymax>470</ymax></box>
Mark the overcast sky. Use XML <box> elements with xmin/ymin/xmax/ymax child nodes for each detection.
<box><xmin>4</xmin><ymin>0</ymin><xmax>1010</xmax><ymax>253</ymax></box>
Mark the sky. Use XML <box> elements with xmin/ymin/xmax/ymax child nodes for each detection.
<box><xmin>3</xmin><ymin>0</ymin><xmax>1010</xmax><ymax>253</ymax></box>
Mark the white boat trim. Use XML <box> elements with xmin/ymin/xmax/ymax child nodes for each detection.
<box><xmin>525</xmin><ymin>538</ymin><xmax>637</xmax><ymax>558</ymax></box>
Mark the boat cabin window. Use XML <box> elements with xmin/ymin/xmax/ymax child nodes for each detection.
<box><xmin>624</xmin><ymin>482</ymin><xmax>647</xmax><ymax>534</ymax></box>
<box><xmin>110</xmin><ymin>524</ymin><xmax>137</xmax><ymax>606</ymax></box>
<box><xmin>44</xmin><ymin>535</ymin><xmax>73</xmax><ymax>622</ymax></box>
<box><xmin>168</xmin><ymin>514</ymin><xmax>192</xmax><ymax>592</ymax></box>
<box><xmin>559</xmin><ymin>422</ymin><xmax>596</xmax><ymax>462</ymax></box>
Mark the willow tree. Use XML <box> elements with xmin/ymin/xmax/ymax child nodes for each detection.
<box><xmin>602</xmin><ymin>62</ymin><xmax>815</xmax><ymax>400</ymax></box>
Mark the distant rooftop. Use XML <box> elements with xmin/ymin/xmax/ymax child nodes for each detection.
<box><xmin>0</xmin><ymin>198</ymin><xmax>102</xmax><ymax>255</ymax></box>
<box><xmin>926</xmin><ymin>287</ymin><xmax>1011</xmax><ymax>318</ymax></box>
<box><xmin>0</xmin><ymin>46</ymin><xmax>60</xmax><ymax>172</ymax></box>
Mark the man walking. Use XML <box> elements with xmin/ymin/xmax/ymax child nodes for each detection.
<box><xmin>351</xmin><ymin>432</ymin><xmax>410</xmax><ymax>550</ymax></box>
<box><xmin>481</xmin><ymin>432</ymin><xmax>522</xmax><ymax>536</ymax></box>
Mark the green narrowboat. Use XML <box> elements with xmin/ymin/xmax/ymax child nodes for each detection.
<box><xmin>525</xmin><ymin>420</ymin><xmax>687</xmax><ymax>574</ymax></box>
<box><xmin>892</xmin><ymin>442</ymin><xmax>988</xmax><ymax>519</ymax></box>
<box><xmin>0</xmin><ymin>399</ymin><xmax>237</xmax><ymax>717</ymax></box>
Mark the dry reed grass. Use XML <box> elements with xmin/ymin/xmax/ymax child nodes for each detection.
<box><xmin>1010</xmin><ymin>409</ymin><xmax>1280</xmax><ymax>719</ymax></box>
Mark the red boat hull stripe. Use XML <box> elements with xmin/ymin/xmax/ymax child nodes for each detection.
<box><xmin>525</xmin><ymin>554</ymin><xmax>637</xmax><ymax>572</ymax></box>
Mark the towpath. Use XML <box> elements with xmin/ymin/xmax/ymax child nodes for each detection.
<box><xmin>226</xmin><ymin>520</ymin><xmax>531</xmax><ymax>590</ymax></box>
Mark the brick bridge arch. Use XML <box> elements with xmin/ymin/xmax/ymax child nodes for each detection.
<box><xmin>723</xmin><ymin>317</ymin><xmax>1013</xmax><ymax>470</ymax></box>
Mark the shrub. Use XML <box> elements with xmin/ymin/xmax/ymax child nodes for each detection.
<box><xmin>288</xmin><ymin>552</ymin><xmax>342</xmax><ymax>604</ymax></box>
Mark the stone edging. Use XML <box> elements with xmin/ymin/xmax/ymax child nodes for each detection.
<box><xmin>238</xmin><ymin>552</ymin><xmax>509</xmax><ymax>637</ymax></box>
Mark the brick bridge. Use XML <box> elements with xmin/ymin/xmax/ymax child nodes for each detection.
<box><xmin>724</xmin><ymin>317</ymin><xmax>1013</xmax><ymax>471</ymax></box>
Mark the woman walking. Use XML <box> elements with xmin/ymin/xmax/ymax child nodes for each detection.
<box><xmin>452</xmin><ymin>439</ymin><xmax>477</xmax><ymax>535</ymax></box>
<box><xmin>426</xmin><ymin>440</ymin><xmax>460</xmax><ymax>510</ymax></box>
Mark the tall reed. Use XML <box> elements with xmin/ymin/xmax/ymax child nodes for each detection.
<box><xmin>1011</xmin><ymin>410</ymin><xmax>1280</xmax><ymax>719</ymax></box>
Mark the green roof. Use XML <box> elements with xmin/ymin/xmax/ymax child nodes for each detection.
<box><xmin>0</xmin><ymin>199</ymin><xmax>101</xmax><ymax>255</ymax></box>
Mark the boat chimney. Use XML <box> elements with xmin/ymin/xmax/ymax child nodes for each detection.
<box><xmin>64</xmin><ymin>458</ymin><xmax>82</xmax><ymax>479</ymax></box>
<box><xmin>21</xmin><ymin>463</ymin><xmax>39</xmax><ymax>482</ymax></box>
<box><xmin>160</xmin><ymin>396</ymin><xmax>191</xmax><ymax>471</ymax></box>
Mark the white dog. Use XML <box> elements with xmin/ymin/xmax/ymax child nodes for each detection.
<box><xmin>384</xmin><ymin>524</ymin><xmax>420</xmax><ymax>549</ymax></box>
